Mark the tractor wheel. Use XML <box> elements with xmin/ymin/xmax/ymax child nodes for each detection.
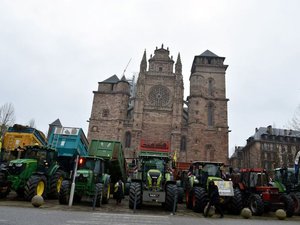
<box><xmin>289</xmin><ymin>192</ymin><xmax>300</xmax><ymax>215</ymax></box>
<box><xmin>94</xmin><ymin>183</ymin><xmax>103</xmax><ymax>207</ymax></box>
<box><xmin>102</xmin><ymin>179</ymin><xmax>111</xmax><ymax>204</ymax></box>
<box><xmin>48</xmin><ymin>170</ymin><xmax>65</xmax><ymax>199</ymax></box>
<box><xmin>24</xmin><ymin>175</ymin><xmax>47</xmax><ymax>201</ymax></box>
<box><xmin>248</xmin><ymin>194</ymin><xmax>264</xmax><ymax>216</ymax></box>
<box><xmin>165</xmin><ymin>184</ymin><xmax>178</xmax><ymax>211</ymax></box>
<box><xmin>177</xmin><ymin>186</ymin><xmax>184</xmax><ymax>204</ymax></box>
<box><xmin>193</xmin><ymin>187</ymin><xmax>208</xmax><ymax>213</ymax></box>
<box><xmin>59</xmin><ymin>180</ymin><xmax>71</xmax><ymax>204</ymax></box>
<box><xmin>0</xmin><ymin>172</ymin><xmax>10</xmax><ymax>198</ymax></box>
<box><xmin>280</xmin><ymin>194</ymin><xmax>295</xmax><ymax>217</ymax></box>
<box><xmin>129</xmin><ymin>182</ymin><xmax>142</xmax><ymax>209</ymax></box>
<box><xmin>228</xmin><ymin>188</ymin><xmax>243</xmax><ymax>215</ymax></box>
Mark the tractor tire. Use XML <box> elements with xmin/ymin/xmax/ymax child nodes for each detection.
<box><xmin>129</xmin><ymin>182</ymin><xmax>142</xmax><ymax>209</ymax></box>
<box><xmin>280</xmin><ymin>194</ymin><xmax>295</xmax><ymax>217</ymax></box>
<box><xmin>193</xmin><ymin>187</ymin><xmax>208</xmax><ymax>213</ymax></box>
<box><xmin>227</xmin><ymin>188</ymin><xmax>243</xmax><ymax>215</ymax></box>
<box><xmin>48</xmin><ymin>170</ymin><xmax>65</xmax><ymax>199</ymax></box>
<box><xmin>94</xmin><ymin>183</ymin><xmax>103</xmax><ymax>207</ymax></box>
<box><xmin>0</xmin><ymin>172</ymin><xmax>10</xmax><ymax>198</ymax></box>
<box><xmin>165</xmin><ymin>184</ymin><xmax>178</xmax><ymax>211</ymax></box>
<box><xmin>102</xmin><ymin>179</ymin><xmax>111</xmax><ymax>204</ymax></box>
<box><xmin>248</xmin><ymin>193</ymin><xmax>264</xmax><ymax>216</ymax></box>
<box><xmin>59</xmin><ymin>180</ymin><xmax>71</xmax><ymax>205</ymax></box>
<box><xmin>24</xmin><ymin>175</ymin><xmax>47</xmax><ymax>201</ymax></box>
<box><xmin>177</xmin><ymin>186</ymin><xmax>184</xmax><ymax>204</ymax></box>
<box><xmin>289</xmin><ymin>192</ymin><xmax>300</xmax><ymax>215</ymax></box>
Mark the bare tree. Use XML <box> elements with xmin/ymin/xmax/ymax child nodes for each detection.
<box><xmin>28</xmin><ymin>119</ymin><xmax>36</xmax><ymax>128</ymax></box>
<box><xmin>0</xmin><ymin>103</ymin><xmax>16</xmax><ymax>137</ymax></box>
<box><xmin>288</xmin><ymin>104</ymin><xmax>300</xmax><ymax>130</ymax></box>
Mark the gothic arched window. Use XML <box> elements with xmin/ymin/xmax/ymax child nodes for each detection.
<box><xmin>208</xmin><ymin>78</ymin><xmax>214</xmax><ymax>96</ymax></box>
<box><xmin>180</xmin><ymin>136</ymin><xmax>186</xmax><ymax>152</ymax></box>
<box><xmin>207</xmin><ymin>102</ymin><xmax>214</xmax><ymax>126</ymax></box>
<box><xmin>125</xmin><ymin>131</ymin><xmax>131</xmax><ymax>148</ymax></box>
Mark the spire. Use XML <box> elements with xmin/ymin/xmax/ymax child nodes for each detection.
<box><xmin>175</xmin><ymin>53</ymin><xmax>182</xmax><ymax>74</ymax></box>
<box><xmin>140</xmin><ymin>49</ymin><xmax>147</xmax><ymax>72</ymax></box>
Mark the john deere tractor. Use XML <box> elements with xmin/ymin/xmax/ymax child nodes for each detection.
<box><xmin>58</xmin><ymin>156</ymin><xmax>111</xmax><ymax>207</ymax></box>
<box><xmin>0</xmin><ymin>145</ymin><xmax>65</xmax><ymax>200</ymax></box>
<box><xmin>129</xmin><ymin>151</ymin><xmax>177</xmax><ymax>211</ymax></box>
<box><xmin>273</xmin><ymin>167</ymin><xmax>300</xmax><ymax>214</ymax></box>
<box><xmin>185</xmin><ymin>161</ymin><xmax>243</xmax><ymax>214</ymax></box>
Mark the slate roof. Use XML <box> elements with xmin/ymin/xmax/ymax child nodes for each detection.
<box><xmin>252</xmin><ymin>127</ymin><xmax>300</xmax><ymax>140</ymax></box>
<box><xmin>199</xmin><ymin>50</ymin><xmax>219</xmax><ymax>57</ymax></box>
<box><xmin>49</xmin><ymin>119</ymin><xmax>62</xmax><ymax>127</ymax></box>
<box><xmin>101</xmin><ymin>75</ymin><xmax>119</xmax><ymax>83</ymax></box>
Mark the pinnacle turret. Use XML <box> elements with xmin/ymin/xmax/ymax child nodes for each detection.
<box><xmin>175</xmin><ymin>53</ymin><xmax>182</xmax><ymax>74</ymax></box>
<box><xmin>140</xmin><ymin>50</ymin><xmax>147</xmax><ymax>72</ymax></box>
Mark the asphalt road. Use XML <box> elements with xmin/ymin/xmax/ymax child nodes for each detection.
<box><xmin>0</xmin><ymin>193</ymin><xmax>300</xmax><ymax>225</ymax></box>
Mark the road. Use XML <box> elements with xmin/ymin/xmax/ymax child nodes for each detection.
<box><xmin>0</xmin><ymin>206</ymin><xmax>300</xmax><ymax>225</ymax></box>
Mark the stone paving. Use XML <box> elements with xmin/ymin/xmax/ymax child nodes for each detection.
<box><xmin>1</xmin><ymin>192</ymin><xmax>300</xmax><ymax>222</ymax></box>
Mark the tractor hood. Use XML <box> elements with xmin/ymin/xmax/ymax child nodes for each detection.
<box><xmin>9</xmin><ymin>158</ymin><xmax>37</xmax><ymax>165</ymax></box>
<box><xmin>75</xmin><ymin>169</ymin><xmax>93</xmax><ymax>183</ymax></box>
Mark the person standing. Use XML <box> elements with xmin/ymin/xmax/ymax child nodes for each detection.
<box><xmin>204</xmin><ymin>181</ymin><xmax>224</xmax><ymax>218</ymax></box>
<box><xmin>114</xmin><ymin>179</ymin><xmax>124</xmax><ymax>205</ymax></box>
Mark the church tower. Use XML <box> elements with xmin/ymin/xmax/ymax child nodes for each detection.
<box><xmin>87</xmin><ymin>75</ymin><xmax>130</xmax><ymax>143</ymax></box>
<box><xmin>187</xmin><ymin>50</ymin><xmax>229</xmax><ymax>163</ymax></box>
<box><xmin>131</xmin><ymin>45</ymin><xmax>184</xmax><ymax>157</ymax></box>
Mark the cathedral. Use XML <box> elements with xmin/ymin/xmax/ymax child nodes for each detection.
<box><xmin>87</xmin><ymin>45</ymin><xmax>229</xmax><ymax>163</ymax></box>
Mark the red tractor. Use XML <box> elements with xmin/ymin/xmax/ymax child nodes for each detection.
<box><xmin>232</xmin><ymin>168</ymin><xmax>294</xmax><ymax>217</ymax></box>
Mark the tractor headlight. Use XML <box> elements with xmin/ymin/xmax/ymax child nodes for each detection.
<box><xmin>15</xmin><ymin>163</ymin><xmax>23</xmax><ymax>167</ymax></box>
<box><xmin>194</xmin><ymin>179</ymin><xmax>199</xmax><ymax>184</ymax></box>
<box><xmin>83</xmin><ymin>174</ymin><xmax>89</xmax><ymax>178</ymax></box>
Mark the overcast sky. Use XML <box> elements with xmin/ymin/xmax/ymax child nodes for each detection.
<box><xmin>1</xmin><ymin>0</ymin><xmax>300</xmax><ymax>157</ymax></box>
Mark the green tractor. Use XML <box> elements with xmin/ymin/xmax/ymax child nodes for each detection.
<box><xmin>59</xmin><ymin>156</ymin><xmax>111</xmax><ymax>207</ymax></box>
<box><xmin>0</xmin><ymin>145</ymin><xmax>65</xmax><ymax>200</ymax></box>
<box><xmin>129</xmin><ymin>151</ymin><xmax>178</xmax><ymax>211</ymax></box>
<box><xmin>185</xmin><ymin>161</ymin><xmax>243</xmax><ymax>214</ymax></box>
<box><xmin>273</xmin><ymin>167</ymin><xmax>300</xmax><ymax>214</ymax></box>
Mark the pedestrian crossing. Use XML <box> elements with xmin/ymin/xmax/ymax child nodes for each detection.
<box><xmin>63</xmin><ymin>212</ymin><xmax>171</xmax><ymax>225</ymax></box>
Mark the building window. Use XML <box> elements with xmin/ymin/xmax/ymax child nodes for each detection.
<box><xmin>180</xmin><ymin>136</ymin><xmax>186</xmax><ymax>152</ymax></box>
<box><xmin>102</xmin><ymin>109</ymin><xmax>109</xmax><ymax>117</ymax></box>
<box><xmin>91</xmin><ymin>126</ymin><xmax>98</xmax><ymax>132</ymax></box>
<box><xmin>125</xmin><ymin>131</ymin><xmax>131</xmax><ymax>148</ymax></box>
<box><xmin>208</xmin><ymin>78</ymin><xmax>214</xmax><ymax>96</ymax></box>
<box><xmin>207</xmin><ymin>102</ymin><xmax>214</xmax><ymax>126</ymax></box>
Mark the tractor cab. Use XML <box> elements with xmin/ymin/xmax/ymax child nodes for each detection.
<box><xmin>23</xmin><ymin>146</ymin><xmax>57</xmax><ymax>172</ymax></box>
<box><xmin>76</xmin><ymin>156</ymin><xmax>104</xmax><ymax>184</ymax></box>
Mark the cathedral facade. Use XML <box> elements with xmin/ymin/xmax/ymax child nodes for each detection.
<box><xmin>87</xmin><ymin>45</ymin><xmax>229</xmax><ymax>163</ymax></box>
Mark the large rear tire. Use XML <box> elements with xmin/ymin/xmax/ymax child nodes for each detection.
<box><xmin>280</xmin><ymin>194</ymin><xmax>295</xmax><ymax>217</ymax></box>
<box><xmin>24</xmin><ymin>175</ymin><xmax>47</xmax><ymax>201</ymax></box>
<box><xmin>102</xmin><ymin>179</ymin><xmax>110</xmax><ymax>204</ymax></box>
<box><xmin>0</xmin><ymin>172</ymin><xmax>10</xmax><ymax>198</ymax></box>
<box><xmin>289</xmin><ymin>192</ymin><xmax>300</xmax><ymax>215</ymax></box>
<box><xmin>193</xmin><ymin>187</ymin><xmax>208</xmax><ymax>213</ymax></box>
<box><xmin>227</xmin><ymin>188</ymin><xmax>243</xmax><ymax>215</ymax></box>
<box><xmin>177</xmin><ymin>186</ymin><xmax>184</xmax><ymax>204</ymax></box>
<box><xmin>58</xmin><ymin>180</ymin><xmax>71</xmax><ymax>204</ymax></box>
<box><xmin>94</xmin><ymin>183</ymin><xmax>103</xmax><ymax>207</ymax></box>
<box><xmin>48</xmin><ymin>170</ymin><xmax>65</xmax><ymax>199</ymax></box>
<box><xmin>248</xmin><ymin>194</ymin><xmax>264</xmax><ymax>216</ymax></box>
<box><xmin>165</xmin><ymin>184</ymin><xmax>178</xmax><ymax>211</ymax></box>
<box><xmin>129</xmin><ymin>182</ymin><xmax>142</xmax><ymax>209</ymax></box>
